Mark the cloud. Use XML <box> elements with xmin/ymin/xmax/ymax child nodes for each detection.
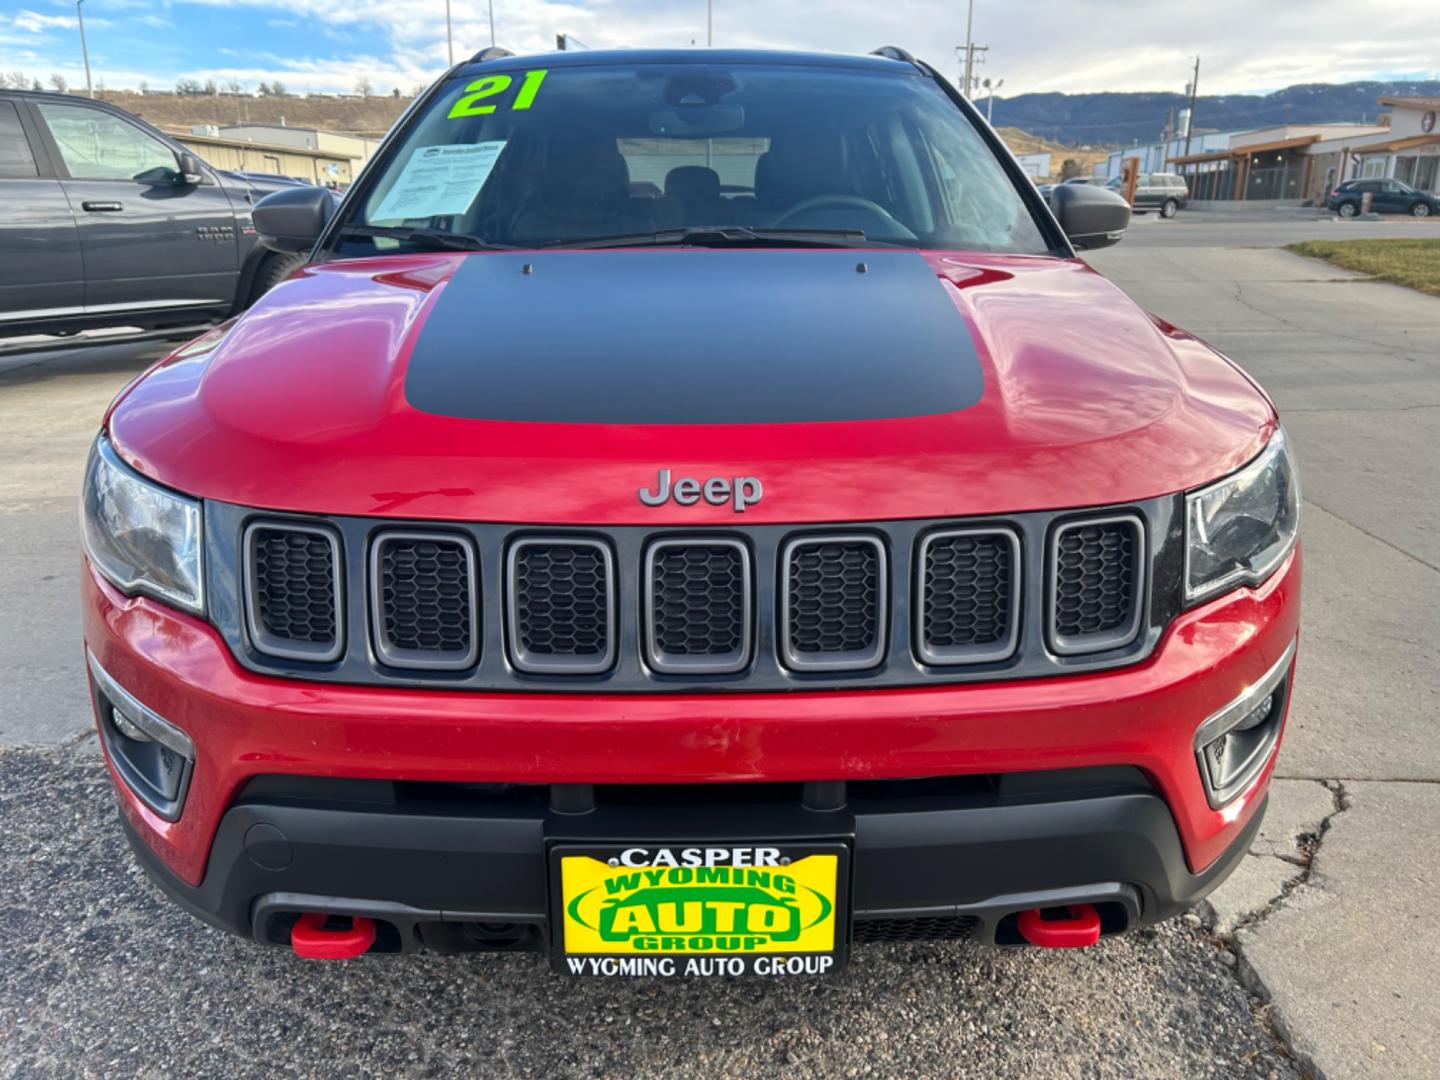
<box><xmin>7</xmin><ymin>0</ymin><xmax>1440</xmax><ymax>98</ymax></box>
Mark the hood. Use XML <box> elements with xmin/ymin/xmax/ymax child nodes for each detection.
<box><xmin>108</xmin><ymin>248</ymin><xmax>1274</xmax><ymax>525</ymax></box>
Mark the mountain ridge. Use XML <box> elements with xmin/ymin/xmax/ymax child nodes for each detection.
<box><xmin>986</xmin><ymin>80</ymin><xmax>1440</xmax><ymax>147</ymax></box>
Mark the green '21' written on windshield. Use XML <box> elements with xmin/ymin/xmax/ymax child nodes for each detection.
<box><xmin>448</xmin><ymin>70</ymin><xmax>549</xmax><ymax>118</ymax></box>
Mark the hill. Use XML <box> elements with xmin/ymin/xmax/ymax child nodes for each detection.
<box><xmin>988</xmin><ymin>79</ymin><xmax>1440</xmax><ymax>146</ymax></box>
<box><xmin>995</xmin><ymin>128</ymin><xmax>1109</xmax><ymax>177</ymax></box>
<box><xmin>88</xmin><ymin>89</ymin><xmax>413</xmax><ymax>137</ymax></box>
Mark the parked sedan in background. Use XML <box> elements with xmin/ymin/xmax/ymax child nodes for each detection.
<box><xmin>1328</xmin><ymin>178</ymin><xmax>1438</xmax><ymax>218</ymax></box>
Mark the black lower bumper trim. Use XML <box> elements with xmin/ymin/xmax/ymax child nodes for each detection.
<box><xmin>118</xmin><ymin>768</ymin><xmax>1265</xmax><ymax>952</ymax></box>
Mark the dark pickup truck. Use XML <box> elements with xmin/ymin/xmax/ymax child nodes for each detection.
<box><xmin>0</xmin><ymin>90</ymin><xmax>310</xmax><ymax>339</ymax></box>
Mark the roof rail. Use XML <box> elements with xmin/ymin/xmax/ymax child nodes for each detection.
<box><xmin>870</xmin><ymin>46</ymin><xmax>918</xmax><ymax>64</ymax></box>
<box><xmin>470</xmin><ymin>46</ymin><xmax>514</xmax><ymax>62</ymax></box>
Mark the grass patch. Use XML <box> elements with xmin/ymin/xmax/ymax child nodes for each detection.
<box><xmin>1285</xmin><ymin>239</ymin><xmax>1440</xmax><ymax>297</ymax></box>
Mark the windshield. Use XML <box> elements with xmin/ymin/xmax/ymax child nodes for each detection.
<box><xmin>332</xmin><ymin>60</ymin><xmax>1050</xmax><ymax>255</ymax></box>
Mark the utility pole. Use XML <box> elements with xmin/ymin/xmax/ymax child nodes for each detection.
<box><xmin>1183</xmin><ymin>55</ymin><xmax>1200</xmax><ymax>161</ymax></box>
<box><xmin>445</xmin><ymin>0</ymin><xmax>453</xmax><ymax>64</ymax></box>
<box><xmin>76</xmin><ymin>0</ymin><xmax>93</xmax><ymax>97</ymax></box>
<box><xmin>707</xmin><ymin>0</ymin><xmax>712</xmax><ymax>45</ymax></box>
<box><xmin>488</xmin><ymin>0</ymin><xmax>495</xmax><ymax>47</ymax></box>
<box><xmin>962</xmin><ymin>0</ymin><xmax>975</xmax><ymax>99</ymax></box>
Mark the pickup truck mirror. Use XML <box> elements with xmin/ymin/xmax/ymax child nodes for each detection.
<box><xmin>253</xmin><ymin>186</ymin><xmax>335</xmax><ymax>254</ymax></box>
<box><xmin>177</xmin><ymin>152</ymin><xmax>205</xmax><ymax>185</ymax></box>
<box><xmin>1051</xmin><ymin>185</ymin><xmax>1131</xmax><ymax>251</ymax></box>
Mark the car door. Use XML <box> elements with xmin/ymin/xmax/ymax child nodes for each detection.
<box><xmin>31</xmin><ymin>99</ymin><xmax>241</xmax><ymax>316</ymax></box>
<box><xmin>0</xmin><ymin>97</ymin><xmax>84</xmax><ymax>327</ymax></box>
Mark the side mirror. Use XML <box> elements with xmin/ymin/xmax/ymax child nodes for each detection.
<box><xmin>177</xmin><ymin>152</ymin><xmax>205</xmax><ymax>185</ymax></box>
<box><xmin>253</xmin><ymin>186</ymin><xmax>335</xmax><ymax>254</ymax></box>
<box><xmin>1051</xmin><ymin>185</ymin><xmax>1131</xmax><ymax>251</ymax></box>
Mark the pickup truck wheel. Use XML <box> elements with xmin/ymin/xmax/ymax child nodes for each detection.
<box><xmin>1412</xmin><ymin>201</ymin><xmax>1432</xmax><ymax>218</ymax></box>
<box><xmin>246</xmin><ymin>253</ymin><xmax>305</xmax><ymax>308</ymax></box>
<box><xmin>1160</xmin><ymin>198</ymin><xmax>1178</xmax><ymax>219</ymax></box>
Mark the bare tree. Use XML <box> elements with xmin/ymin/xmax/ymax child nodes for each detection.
<box><xmin>224</xmin><ymin>78</ymin><xmax>244</xmax><ymax>95</ymax></box>
<box><xmin>204</xmin><ymin>78</ymin><xmax>218</xmax><ymax>96</ymax></box>
<box><xmin>355</xmin><ymin>76</ymin><xmax>374</xmax><ymax>98</ymax></box>
<box><xmin>138</xmin><ymin>79</ymin><xmax>149</xmax><ymax>94</ymax></box>
<box><xmin>50</xmin><ymin>73</ymin><xmax>69</xmax><ymax>93</ymax></box>
<box><xmin>270</xmin><ymin>80</ymin><xmax>287</xmax><ymax>97</ymax></box>
<box><xmin>5</xmin><ymin>71</ymin><xmax>26</xmax><ymax>89</ymax></box>
<box><xmin>256</xmin><ymin>80</ymin><xmax>271</xmax><ymax>96</ymax></box>
<box><xmin>31</xmin><ymin>78</ymin><xmax>42</xmax><ymax>91</ymax></box>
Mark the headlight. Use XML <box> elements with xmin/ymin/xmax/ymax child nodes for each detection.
<box><xmin>1185</xmin><ymin>428</ymin><xmax>1299</xmax><ymax>603</ymax></box>
<box><xmin>82</xmin><ymin>435</ymin><xmax>204</xmax><ymax>614</ymax></box>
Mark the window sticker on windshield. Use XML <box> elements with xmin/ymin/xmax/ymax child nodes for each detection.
<box><xmin>371</xmin><ymin>141</ymin><xmax>506</xmax><ymax>222</ymax></box>
<box><xmin>448</xmin><ymin>69</ymin><xmax>549</xmax><ymax>119</ymax></box>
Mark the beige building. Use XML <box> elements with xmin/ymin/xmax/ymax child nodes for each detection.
<box><xmin>174</xmin><ymin>128</ymin><xmax>361</xmax><ymax>186</ymax></box>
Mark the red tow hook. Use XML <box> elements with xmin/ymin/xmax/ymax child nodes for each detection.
<box><xmin>1016</xmin><ymin>904</ymin><xmax>1102</xmax><ymax>948</ymax></box>
<box><xmin>289</xmin><ymin>913</ymin><xmax>377</xmax><ymax>959</ymax></box>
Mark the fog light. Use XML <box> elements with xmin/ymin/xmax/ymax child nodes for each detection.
<box><xmin>1193</xmin><ymin>640</ymin><xmax>1296</xmax><ymax>808</ymax></box>
<box><xmin>110</xmin><ymin>703</ymin><xmax>153</xmax><ymax>743</ymax></box>
<box><xmin>87</xmin><ymin>651</ymin><xmax>196</xmax><ymax>822</ymax></box>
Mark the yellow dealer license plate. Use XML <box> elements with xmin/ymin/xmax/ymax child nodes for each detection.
<box><xmin>551</xmin><ymin>843</ymin><xmax>849</xmax><ymax>977</ymax></box>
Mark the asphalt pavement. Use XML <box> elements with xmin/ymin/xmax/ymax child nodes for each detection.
<box><xmin>2</xmin><ymin>211</ymin><xmax>1438</xmax><ymax>1078</ymax></box>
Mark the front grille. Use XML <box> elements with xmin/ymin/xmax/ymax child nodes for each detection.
<box><xmin>781</xmin><ymin>535</ymin><xmax>887</xmax><ymax>671</ymax></box>
<box><xmin>507</xmin><ymin>538</ymin><xmax>615</xmax><ymax>674</ymax></box>
<box><xmin>916</xmin><ymin>528</ymin><xmax>1020</xmax><ymax>665</ymax></box>
<box><xmin>371</xmin><ymin>532</ymin><xmax>479</xmax><ymax>670</ymax></box>
<box><xmin>214</xmin><ymin>498</ymin><xmax>1175</xmax><ymax>691</ymax></box>
<box><xmin>853</xmin><ymin>915</ymin><xmax>980</xmax><ymax>944</ymax></box>
<box><xmin>644</xmin><ymin>540</ymin><xmax>752</xmax><ymax>674</ymax></box>
<box><xmin>243</xmin><ymin>522</ymin><xmax>343</xmax><ymax>662</ymax></box>
<box><xmin>1049</xmin><ymin>515</ymin><xmax>1144</xmax><ymax>654</ymax></box>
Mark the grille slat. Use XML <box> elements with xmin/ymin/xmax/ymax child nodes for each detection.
<box><xmin>917</xmin><ymin>529</ymin><xmax>1020</xmax><ymax>665</ymax></box>
<box><xmin>507</xmin><ymin>539</ymin><xmax>615</xmax><ymax>674</ymax></box>
<box><xmin>645</xmin><ymin>540</ymin><xmax>751</xmax><ymax>674</ymax></box>
<box><xmin>244</xmin><ymin>523</ymin><xmax>343</xmax><ymax>662</ymax></box>
<box><xmin>853</xmin><ymin>915</ymin><xmax>979</xmax><ymax>943</ymax></box>
<box><xmin>1049</xmin><ymin>516</ymin><xmax>1144</xmax><ymax>654</ymax></box>
<box><xmin>781</xmin><ymin>535</ymin><xmax>887</xmax><ymax>672</ymax></box>
<box><xmin>372</xmin><ymin>532</ymin><xmax>478</xmax><ymax>670</ymax></box>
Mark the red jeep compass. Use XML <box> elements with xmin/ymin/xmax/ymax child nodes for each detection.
<box><xmin>80</xmin><ymin>47</ymin><xmax>1300</xmax><ymax>972</ymax></box>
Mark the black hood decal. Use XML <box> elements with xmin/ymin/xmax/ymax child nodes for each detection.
<box><xmin>404</xmin><ymin>249</ymin><xmax>982</xmax><ymax>424</ymax></box>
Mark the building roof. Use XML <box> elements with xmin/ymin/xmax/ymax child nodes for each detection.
<box><xmin>1348</xmin><ymin>133</ymin><xmax>1440</xmax><ymax>156</ymax></box>
<box><xmin>1378</xmin><ymin>95</ymin><xmax>1440</xmax><ymax>110</ymax></box>
<box><xmin>167</xmin><ymin>129</ymin><xmax>350</xmax><ymax>160</ymax></box>
<box><xmin>1169</xmin><ymin>134</ymin><xmax>1320</xmax><ymax>165</ymax></box>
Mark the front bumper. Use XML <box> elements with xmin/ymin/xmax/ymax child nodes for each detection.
<box><xmin>84</xmin><ymin>546</ymin><xmax>1300</xmax><ymax>946</ymax></box>
<box><xmin>121</xmin><ymin>766</ymin><xmax>1265</xmax><ymax>951</ymax></box>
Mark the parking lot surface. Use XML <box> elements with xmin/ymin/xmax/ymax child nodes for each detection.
<box><xmin>3</xmin><ymin>213</ymin><xmax>1438</xmax><ymax>1077</ymax></box>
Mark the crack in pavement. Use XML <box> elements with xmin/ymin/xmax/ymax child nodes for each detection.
<box><xmin>1232</xmin><ymin>280</ymin><xmax>1433</xmax><ymax>361</ymax></box>
<box><xmin>1301</xmin><ymin>497</ymin><xmax>1440</xmax><ymax>576</ymax></box>
<box><xmin>1202</xmin><ymin>780</ymin><xmax>1352</xmax><ymax>1080</ymax></box>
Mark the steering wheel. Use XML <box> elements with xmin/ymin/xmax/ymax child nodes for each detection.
<box><xmin>771</xmin><ymin>195</ymin><xmax>915</xmax><ymax>237</ymax></box>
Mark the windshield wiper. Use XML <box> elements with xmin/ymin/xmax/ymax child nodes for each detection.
<box><xmin>336</xmin><ymin>225</ymin><xmax>515</xmax><ymax>252</ymax></box>
<box><xmin>543</xmin><ymin>226</ymin><xmax>873</xmax><ymax>250</ymax></box>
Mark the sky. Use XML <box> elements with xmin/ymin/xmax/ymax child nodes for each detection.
<box><xmin>2</xmin><ymin>0</ymin><xmax>1438</xmax><ymax>99</ymax></box>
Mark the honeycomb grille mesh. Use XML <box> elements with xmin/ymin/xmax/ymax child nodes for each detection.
<box><xmin>513</xmin><ymin>543</ymin><xmax>610</xmax><ymax>660</ymax></box>
<box><xmin>786</xmin><ymin>539</ymin><xmax>881</xmax><ymax>657</ymax></box>
<box><xmin>251</xmin><ymin>527</ymin><xmax>337</xmax><ymax>645</ymax></box>
<box><xmin>853</xmin><ymin>915</ymin><xmax>980</xmax><ymax>944</ymax></box>
<box><xmin>1053</xmin><ymin>520</ymin><xmax>1138</xmax><ymax>641</ymax></box>
<box><xmin>651</xmin><ymin>544</ymin><xmax>746</xmax><ymax>657</ymax></box>
<box><xmin>378</xmin><ymin>536</ymin><xmax>473</xmax><ymax>658</ymax></box>
<box><xmin>922</xmin><ymin>533</ymin><xmax>1014</xmax><ymax>655</ymax></box>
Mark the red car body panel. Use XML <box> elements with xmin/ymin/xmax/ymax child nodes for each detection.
<box><xmin>104</xmin><ymin>251</ymin><xmax>1274</xmax><ymax>526</ymax></box>
<box><xmin>84</xmin><ymin>541</ymin><xmax>1300</xmax><ymax>891</ymax></box>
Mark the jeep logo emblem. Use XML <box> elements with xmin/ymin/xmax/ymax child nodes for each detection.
<box><xmin>638</xmin><ymin>469</ymin><xmax>762</xmax><ymax>513</ymax></box>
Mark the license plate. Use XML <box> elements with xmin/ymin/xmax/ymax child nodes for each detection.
<box><xmin>550</xmin><ymin>842</ymin><xmax>849</xmax><ymax>977</ymax></box>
